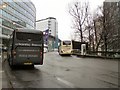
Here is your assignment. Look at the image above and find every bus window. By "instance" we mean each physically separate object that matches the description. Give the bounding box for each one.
[16,32,42,41]
[63,41,71,45]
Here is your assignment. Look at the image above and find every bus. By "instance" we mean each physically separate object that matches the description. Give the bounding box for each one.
[71,40,88,56]
[58,40,72,56]
[7,29,44,68]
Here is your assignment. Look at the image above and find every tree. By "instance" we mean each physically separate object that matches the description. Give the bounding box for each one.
[69,1,89,42]
[92,6,104,52]
[92,2,119,56]
[85,14,95,51]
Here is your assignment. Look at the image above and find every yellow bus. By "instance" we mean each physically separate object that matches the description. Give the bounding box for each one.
[58,40,72,56]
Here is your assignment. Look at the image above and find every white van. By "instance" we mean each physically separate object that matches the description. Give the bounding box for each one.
[44,44,48,53]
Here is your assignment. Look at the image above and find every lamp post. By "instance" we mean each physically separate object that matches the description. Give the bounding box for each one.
[0,2,8,9]
[43,29,50,45]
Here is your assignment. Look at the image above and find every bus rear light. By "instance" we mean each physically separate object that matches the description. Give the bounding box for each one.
[12,50,16,55]
[40,52,42,55]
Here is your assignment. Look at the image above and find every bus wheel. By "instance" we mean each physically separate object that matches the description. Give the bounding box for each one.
[58,51,62,56]
[59,52,61,56]
[9,59,14,69]
[8,56,13,67]
[59,53,63,56]
[8,55,10,65]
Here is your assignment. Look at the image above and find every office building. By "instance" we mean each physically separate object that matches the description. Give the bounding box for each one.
[103,1,120,52]
[0,0,36,46]
[36,17,58,51]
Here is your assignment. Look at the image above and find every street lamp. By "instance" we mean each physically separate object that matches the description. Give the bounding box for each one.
[0,2,8,9]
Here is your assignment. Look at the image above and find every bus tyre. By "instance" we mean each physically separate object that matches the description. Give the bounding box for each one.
[9,61,12,67]
[59,53,63,56]
[8,55,10,65]
[58,50,62,56]
[8,56,13,67]
[9,59,14,69]
[58,51,60,55]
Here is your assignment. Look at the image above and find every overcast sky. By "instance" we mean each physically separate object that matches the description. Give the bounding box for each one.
[31,0,104,40]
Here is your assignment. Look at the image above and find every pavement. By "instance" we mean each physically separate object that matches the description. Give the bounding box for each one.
[0,64,2,90]
[0,52,2,90]
[74,53,120,59]
[0,52,12,89]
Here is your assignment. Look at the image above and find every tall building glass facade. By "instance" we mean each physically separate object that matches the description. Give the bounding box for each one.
[0,0,36,46]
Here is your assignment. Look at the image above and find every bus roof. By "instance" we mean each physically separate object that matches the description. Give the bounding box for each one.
[15,28,43,34]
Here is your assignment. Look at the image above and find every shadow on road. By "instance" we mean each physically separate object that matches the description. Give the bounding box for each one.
[60,55,72,57]
[9,65,36,71]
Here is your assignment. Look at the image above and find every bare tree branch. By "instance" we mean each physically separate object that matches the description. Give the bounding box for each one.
[69,1,90,42]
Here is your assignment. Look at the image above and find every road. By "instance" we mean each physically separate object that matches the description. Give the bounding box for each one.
[2,52,119,88]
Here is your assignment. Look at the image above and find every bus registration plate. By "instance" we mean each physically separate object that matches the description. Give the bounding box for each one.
[24,62,32,65]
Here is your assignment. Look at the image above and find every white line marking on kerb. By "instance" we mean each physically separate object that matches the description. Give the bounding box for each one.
[56,77,75,88]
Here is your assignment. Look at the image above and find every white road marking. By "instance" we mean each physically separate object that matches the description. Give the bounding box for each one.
[56,77,75,88]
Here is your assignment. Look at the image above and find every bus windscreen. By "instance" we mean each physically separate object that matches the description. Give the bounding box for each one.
[63,41,71,45]
[16,32,42,41]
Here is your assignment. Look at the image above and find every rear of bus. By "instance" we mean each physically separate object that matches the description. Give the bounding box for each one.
[58,41,72,56]
[10,29,43,66]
